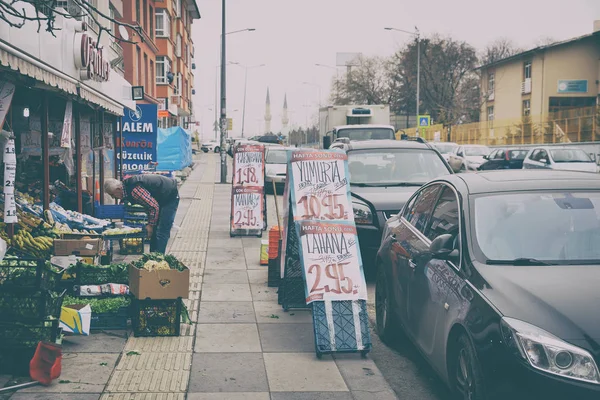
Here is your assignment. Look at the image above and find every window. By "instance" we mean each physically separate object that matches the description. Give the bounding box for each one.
[155,9,170,38]
[487,106,494,121]
[182,6,187,26]
[156,56,170,84]
[149,7,154,38]
[150,61,154,96]
[174,0,181,17]
[426,187,459,243]
[405,185,442,234]
[522,99,531,116]
[176,34,182,57]
[144,53,148,93]
[143,0,147,30]
[493,150,504,160]
[109,6,116,37]
[136,47,142,85]
[488,72,495,94]
[184,44,189,65]
[524,61,532,79]
[173,73,183,95]
[136,0,140,23]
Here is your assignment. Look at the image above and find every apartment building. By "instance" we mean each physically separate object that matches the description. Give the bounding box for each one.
[120,0,199,127]
[480,21,600,123]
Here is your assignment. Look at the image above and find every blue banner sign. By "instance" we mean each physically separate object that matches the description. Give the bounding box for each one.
[557,80,588,94]
[117,104,158,171]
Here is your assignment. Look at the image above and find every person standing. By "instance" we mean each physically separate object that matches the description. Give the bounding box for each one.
[104,175,179,253]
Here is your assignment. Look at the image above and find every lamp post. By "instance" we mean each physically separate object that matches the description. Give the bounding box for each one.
[302,82,322,108]
[385,26,420,134]
[218,18,256,183]
[231,62,266,138]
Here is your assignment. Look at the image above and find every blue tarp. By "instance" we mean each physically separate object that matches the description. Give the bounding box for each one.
[156,127,193,171]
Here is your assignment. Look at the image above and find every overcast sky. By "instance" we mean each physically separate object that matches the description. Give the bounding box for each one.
[191,0,599,140]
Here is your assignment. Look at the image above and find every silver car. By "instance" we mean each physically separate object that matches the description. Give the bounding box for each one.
[522,147,599,173]
[265,146,292,193]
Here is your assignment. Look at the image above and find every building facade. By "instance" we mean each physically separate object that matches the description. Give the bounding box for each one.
[480,23,600,124]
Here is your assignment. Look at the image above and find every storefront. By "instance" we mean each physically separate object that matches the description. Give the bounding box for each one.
[0,9,135,218]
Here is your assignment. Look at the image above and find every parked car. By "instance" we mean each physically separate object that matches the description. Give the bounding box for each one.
[201,141,219,153]
[447,144,491,172]
[522,146,599,173]
[478,148,529,170]
[228,139,260,157]
[335,138,453,271]
[431,142,459,162]
[376,170,600,400]
[265,146,293,193]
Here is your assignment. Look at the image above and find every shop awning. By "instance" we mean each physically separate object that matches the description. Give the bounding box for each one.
[79,87,125,116]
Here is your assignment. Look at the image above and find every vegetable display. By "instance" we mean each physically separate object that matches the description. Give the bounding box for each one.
[132,253,187,272]
[63,295,131,314]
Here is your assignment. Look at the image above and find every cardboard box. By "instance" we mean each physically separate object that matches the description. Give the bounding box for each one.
[59,304,91,336]
[53,239,103,256]
[128,264,190,299]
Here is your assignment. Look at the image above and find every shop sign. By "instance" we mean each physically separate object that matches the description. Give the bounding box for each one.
[297,221,367,303]
[230,186,264,231]
[117,104,157,171]
[74,33,110,82]
[233,144,265,187]
[4,194,17,223]
[288,150,352,222]
[3,163,15,194]
[0,81,15,129]
[61,101,73,148]
[557,80,588,93]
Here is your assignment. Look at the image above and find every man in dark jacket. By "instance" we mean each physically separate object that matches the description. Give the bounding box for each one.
[104,175,179,253]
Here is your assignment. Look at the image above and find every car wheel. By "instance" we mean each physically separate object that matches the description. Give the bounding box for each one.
[375,267,400,344]
[214,147,220,153]
[450,333,486,400]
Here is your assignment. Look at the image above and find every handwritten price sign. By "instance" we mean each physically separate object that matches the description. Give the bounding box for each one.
[233,145,264,186]
[298,221,367,303]
[290,151,352,222]
[231,187,263,230]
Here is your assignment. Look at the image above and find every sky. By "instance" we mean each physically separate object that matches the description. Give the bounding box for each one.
[191,0,599,141]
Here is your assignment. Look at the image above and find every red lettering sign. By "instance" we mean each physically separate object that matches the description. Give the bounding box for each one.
[76,33,110,82]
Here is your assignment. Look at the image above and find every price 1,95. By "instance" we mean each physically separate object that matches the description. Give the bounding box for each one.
[308,262,357,296]
[234,209,258,227]
[234,166,258,185]
[297,194,346,220]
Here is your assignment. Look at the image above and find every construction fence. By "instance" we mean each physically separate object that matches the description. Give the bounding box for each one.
[411,107,599,146]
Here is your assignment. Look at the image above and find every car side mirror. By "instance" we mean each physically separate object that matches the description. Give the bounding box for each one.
[430,234,459,262]
[483,155,488,160]
[448,158,463,173]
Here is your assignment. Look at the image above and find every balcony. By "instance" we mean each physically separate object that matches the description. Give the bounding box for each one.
[521,78,532,95]
[109,40,125,75]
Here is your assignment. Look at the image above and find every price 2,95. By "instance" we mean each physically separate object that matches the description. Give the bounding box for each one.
[308,262,357,295]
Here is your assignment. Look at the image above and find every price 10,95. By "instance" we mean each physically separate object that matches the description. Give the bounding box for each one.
[297,194,347,220]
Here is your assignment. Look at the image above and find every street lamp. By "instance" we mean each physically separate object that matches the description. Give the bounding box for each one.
[385,26,420,134]
[218,15,257,183]
[231,62,266,138]
[302,82,322,108]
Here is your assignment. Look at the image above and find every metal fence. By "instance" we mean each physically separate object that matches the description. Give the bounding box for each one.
[413,107,599,146]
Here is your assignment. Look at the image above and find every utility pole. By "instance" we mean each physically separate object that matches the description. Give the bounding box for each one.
[219,0,227,183]
[415,28,421,136]
[241,67,247,137]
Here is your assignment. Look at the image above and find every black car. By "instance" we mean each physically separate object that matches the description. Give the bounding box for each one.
[333,138,453,271]
[376,170,600,400]
[478,148,529,170]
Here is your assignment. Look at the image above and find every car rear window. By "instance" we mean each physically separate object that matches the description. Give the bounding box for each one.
[509,150,528,160]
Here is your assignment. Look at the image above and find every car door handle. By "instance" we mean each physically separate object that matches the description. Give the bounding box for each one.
[408,259,417,269]
[390,233,397,242]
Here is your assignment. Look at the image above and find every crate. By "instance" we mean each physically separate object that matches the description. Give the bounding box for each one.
[90,306,129,330]
[0,290,65,322]
[119,238,144,255]
[0,319,59,348]
[124,211,148,221]
[0,257,63,293]
[94,203,125,219]
[131,298,181,337]
[76,262,129,285]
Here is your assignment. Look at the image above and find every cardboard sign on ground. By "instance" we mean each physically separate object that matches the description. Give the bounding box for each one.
[128,265,190,299]
[53,239,103,256]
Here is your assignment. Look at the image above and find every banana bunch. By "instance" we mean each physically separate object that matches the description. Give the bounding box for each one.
[12,230,54,258]
[16,212,43,233]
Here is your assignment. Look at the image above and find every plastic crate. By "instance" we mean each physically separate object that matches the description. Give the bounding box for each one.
[94,203,125,219]
[75,262,129,285]
[0,257,64,293]
[0,319,59,348]
[0,290,65,322]
[119,238,144,255]
[90,306,129,330]
[124,211,148,221]
[131,298,181,337]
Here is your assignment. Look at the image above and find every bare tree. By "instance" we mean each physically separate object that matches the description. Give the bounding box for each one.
[330,55,391,106]
[480,38,523,66]
[1,0,142,45]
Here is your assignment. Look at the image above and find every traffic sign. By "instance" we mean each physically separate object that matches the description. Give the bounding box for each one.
[227,118,233,131]
[418,115,430,127]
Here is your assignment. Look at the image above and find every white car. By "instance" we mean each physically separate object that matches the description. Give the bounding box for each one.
[431,142,459,162]
[201,141,220,153]
[522,146,599,173]
[448,144,491,171]
[264,146,292,193]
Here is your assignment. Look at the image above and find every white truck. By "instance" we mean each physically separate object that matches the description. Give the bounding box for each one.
[318,105,395,148]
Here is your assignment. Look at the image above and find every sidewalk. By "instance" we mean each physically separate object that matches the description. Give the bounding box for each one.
[2,153,398,400]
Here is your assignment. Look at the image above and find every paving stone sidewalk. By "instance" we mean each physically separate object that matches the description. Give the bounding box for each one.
[1,153,398,400]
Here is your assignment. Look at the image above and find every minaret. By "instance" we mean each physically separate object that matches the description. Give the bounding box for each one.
[281,93,289,134]
[264,87,272,134]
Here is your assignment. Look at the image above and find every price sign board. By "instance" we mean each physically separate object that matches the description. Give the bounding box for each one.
[4,138,16,164]
[297,221,367,304]
[4,163,15,194]
[233,144,265,187]
[4,194,17,223]
[289,150,353,222]
[231,186,264,231]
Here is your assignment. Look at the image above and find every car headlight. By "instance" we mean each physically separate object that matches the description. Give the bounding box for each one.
[353,200,373,225]
[501,317,600,384]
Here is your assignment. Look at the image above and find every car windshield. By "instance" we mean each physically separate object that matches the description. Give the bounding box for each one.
[473,191,600,263]
[433,143,458,154]
[464,146,490,156]
[266,150,287,164]
[550,149,592,163]
[347,149,450,186]
[337,128,395,141]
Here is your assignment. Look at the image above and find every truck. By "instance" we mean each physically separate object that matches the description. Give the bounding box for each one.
[318,105,395,148]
